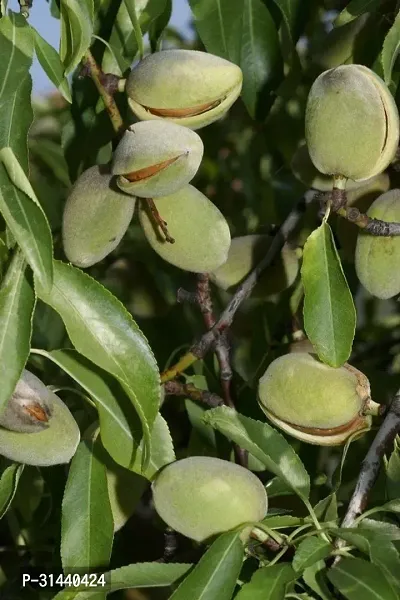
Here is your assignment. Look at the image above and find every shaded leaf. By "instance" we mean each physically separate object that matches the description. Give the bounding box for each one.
[170,531,244,600]
[149,0,172,51]
[260,515,304,529]
[292,538,332,572]
[188,0,282,118]
[53,562,193,600]
[381,9,400,85]
[204,406,310,499]
[61,434,114,575]
[35,262,161,470]
[236,564,295,599]
[0,462,24,519]
[302,223,356,367]
[303,560,332,600]
[386,443,400,500]
[29,138,71,188]
[60,0,94,75]
[32,28,72,102]
[32,348,172,479]
[328,557,398,600]
[335,0,381,27]
[0,162,53,291]
[0,251,35,415]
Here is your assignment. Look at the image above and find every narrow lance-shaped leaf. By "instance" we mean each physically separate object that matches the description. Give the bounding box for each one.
[328,557,398,600]
[170,531,244,600]
[188,0,283,118]
[0,13,34,171]
[0,250,35,415]
[302,222,356,367]
[204,406,310,500]
[235,564,296,600]
[52,563,193,600]
[35,261,161,470]
[381,9,400,85]
[0,462,24,519]
[32,28,72,103]
[0,161,53,291]
[335,0,381,27]
[61,433,114,577]
[292,538,332,573]
[60,0,94,75]
[31,348,175,479]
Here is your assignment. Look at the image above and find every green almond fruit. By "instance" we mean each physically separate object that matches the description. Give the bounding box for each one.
[306,65,399,182]
[210,235,299,297]
[337,172,390,260]
[126,50,243,130]
[62,165,136,268]
[0,371,80,466]
[355,189,400,299]
[112,121,204,198]
[0,369,53,433]
[258,353,379,446]
[152,457,268,542]
[290,142,379,192]
[139,185,231,273]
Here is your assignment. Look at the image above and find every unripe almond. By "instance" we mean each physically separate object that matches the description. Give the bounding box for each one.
[0,370,80,466]
[62,165,136,268]
[126,50,243,130]
[210,235,299,297]
[112,121,204,198]
[258,353,378,446]
[152,457,268,542]
[355,189,400,299]
[139,185,231,273]
[306,65,399,182]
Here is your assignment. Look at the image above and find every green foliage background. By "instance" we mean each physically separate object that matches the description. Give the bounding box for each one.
[0,0,400,599]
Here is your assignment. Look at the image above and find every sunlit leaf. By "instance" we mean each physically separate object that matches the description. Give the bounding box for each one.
[0,251,35,415]
[302,223,356,367]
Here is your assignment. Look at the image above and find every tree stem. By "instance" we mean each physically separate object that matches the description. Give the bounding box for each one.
[83,50,124,135]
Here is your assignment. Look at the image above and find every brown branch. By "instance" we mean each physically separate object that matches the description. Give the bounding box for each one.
[164,380,223,408]
[161,193,312,383]
[337,207,400,236]
[341,394,400,529]
[83,50,124,135]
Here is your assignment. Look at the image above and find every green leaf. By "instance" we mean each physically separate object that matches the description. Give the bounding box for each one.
[265,477,295,498]
[170,531,244,600]
[32,28,72,102]
[29,139,71,188]
[61,434,114,575]
[60,0,94,75]
[203,406,310,499]
[0,251,35,415]
[102,0,168,74]
[53,563,193,600]
[0,162,53,291]
[260,515,304,529]
[149,0,172,51]
[328,557,398,600]
[381,10,400,85]
[271,0,304,41]
[0,462,24,519]
[335,0,381,27]
[303,560,332,600]
[386,443,400,500]
[188,0,282,118]
[236,564,296,599]
[35,261,161,470]
[292,538,332,573]
[0,12,33,171]
[31,349,174,479]
[302,222,356,367]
